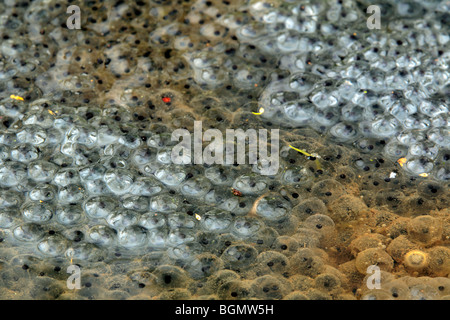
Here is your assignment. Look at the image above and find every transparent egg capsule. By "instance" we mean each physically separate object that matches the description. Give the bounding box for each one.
[405,157,434,176]
[255,193,292,221]
[427,128,449,148]
[186,253,224,280]
[371,117,401,138]
[21,201,53,224]
[22,112,54,128]
[419,100,448,118]
[87,225,117,247]
[121,195,149,212]
[330,122,359,142]
[83,179,110,196]
[180,176,212,198]
[281,166,313,185]
[231,217,263,238]
[29,184,57,202]
[148,228,168,249]
[118,132,141,149]
[0,209,18,229]
[204,166,234,186]
[55,204,84,226]
[11,144,39,163]
[387,99,417,122]
[66,243,104,261]
[0,189,23,208]
[104,169,134,195]
[132,147,154,166]
[154,165,186,186]
[118,226,148,248]
[351,89,378,108]
[16,127,47,145]
[167,213,197,230]
[383,141,409,160]
[312,107,340,127]
[78,164,105,181]
[288,73,320,96]
[167,228,196,247]
[106,209,139,230]
[138,212,166,230]
[28,161,58,183]
[13,223,45,242]
[84,196,119,219]
[149,194,180,213]
[129,177,163,197]
[232,174,268,195]
[37,234,68,257]
[0,144,10,162]
[58,184,85,204]
[200,209,233,233]
[310,85,339,110]
[409,142,439,160]
[341,103,364,122]
[167,243,200,262]
[65,125,97,148]
[221,243,258,269]
[282,100,315,125]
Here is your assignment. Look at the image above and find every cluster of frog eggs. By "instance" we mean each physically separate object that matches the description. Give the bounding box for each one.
[0,98,448,300]
[1,140,449,301]
[183,0,450,179]
[0,0,449,300]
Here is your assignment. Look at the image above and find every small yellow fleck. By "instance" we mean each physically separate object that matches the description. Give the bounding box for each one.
[397,157,407,167]
[289,145,322,170]
[419,173,429,177]
[48,110,56,116]
[363,90,367,94]
[289,145,312,157]
[252,107,264,115]
[10,95,24,101]
[195,214,201,221]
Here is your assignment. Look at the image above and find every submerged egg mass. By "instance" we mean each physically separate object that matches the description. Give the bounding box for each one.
[0,0,448,301]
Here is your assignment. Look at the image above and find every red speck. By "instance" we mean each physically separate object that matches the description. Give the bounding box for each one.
[231,188,242,197]
[162,97,171,103]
